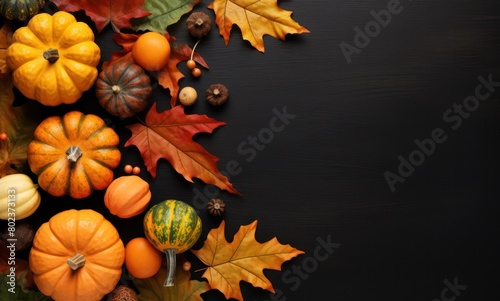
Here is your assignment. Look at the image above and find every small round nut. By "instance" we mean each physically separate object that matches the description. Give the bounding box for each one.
[179,86,198,106]
[206,84,229,106]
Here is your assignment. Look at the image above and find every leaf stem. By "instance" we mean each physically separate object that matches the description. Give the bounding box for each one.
[190,39,202,61]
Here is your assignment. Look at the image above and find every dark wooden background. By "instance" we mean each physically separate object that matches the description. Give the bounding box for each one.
[4,0,500,300]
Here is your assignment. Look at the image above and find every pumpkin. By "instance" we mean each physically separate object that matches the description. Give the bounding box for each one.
[0,0,45,21]
[143,199,202,286]
[5,11,100,106]
[104,175,151,218]
[27,111,121,199]
[29,209,125,301]
[95,60,152,118]
[0,174,41,220]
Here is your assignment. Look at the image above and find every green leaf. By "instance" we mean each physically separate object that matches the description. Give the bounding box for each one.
[132,0,201,33]
[134,256,210,301]
[0,272,52,301]
[0,75,43,177]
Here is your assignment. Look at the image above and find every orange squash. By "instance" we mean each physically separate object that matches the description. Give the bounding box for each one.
[27,111,121,199]
[29,209,125,301]
[104,175,151,218]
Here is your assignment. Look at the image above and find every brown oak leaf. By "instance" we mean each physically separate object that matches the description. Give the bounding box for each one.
[133,255,210,301]
[124,103,240,195]
[104,32,208,107]
[209,0,310,52]
[0,75,42,177]
[51,0,151,32]
[0,21,13,78]
[191,220,305,301]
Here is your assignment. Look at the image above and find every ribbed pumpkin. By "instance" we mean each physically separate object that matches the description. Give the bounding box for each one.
[27,111,121,199]
[6,11,100,106]
[29,209,125,301]
[0,173,41,220]
[104,175,151,218]
[143,199,202,286]
[95,60,152,118]
[0,0,45,21]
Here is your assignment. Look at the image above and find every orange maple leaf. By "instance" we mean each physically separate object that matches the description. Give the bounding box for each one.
[191,220,304,301]
[124,103,240,195]
[0,21,13,78]
[209,0,310,52]
[104,32,208,107]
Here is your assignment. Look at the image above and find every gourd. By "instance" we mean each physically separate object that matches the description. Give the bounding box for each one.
[0,174,41,220]
[143,199,202,286]
[95,60,152,118]
[0,0,45,21]
[5,11,100,106]
[27,111,121,199]
[29,209,125,301]
[104,175,151,218]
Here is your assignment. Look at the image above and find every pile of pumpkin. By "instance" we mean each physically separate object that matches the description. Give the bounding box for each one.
[0,10,203,301]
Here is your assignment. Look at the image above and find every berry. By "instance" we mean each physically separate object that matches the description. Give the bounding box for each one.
[0,133,7,141]
[192,68,201,78]
[132,166,141,175]
[186,59,196,70]
[124,165,133,174]
[182,261,191,271]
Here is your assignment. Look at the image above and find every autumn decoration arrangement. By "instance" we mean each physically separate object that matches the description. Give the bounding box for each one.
[0,0,309,300]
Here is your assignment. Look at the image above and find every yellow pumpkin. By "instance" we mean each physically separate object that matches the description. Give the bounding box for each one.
[104,175,152,218]
[29,209,125,301]
[6,11,100,106]
[0,173,41,220]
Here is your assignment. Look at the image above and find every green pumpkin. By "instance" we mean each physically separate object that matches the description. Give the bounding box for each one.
[143,199,202,287]
[0,0,46,21]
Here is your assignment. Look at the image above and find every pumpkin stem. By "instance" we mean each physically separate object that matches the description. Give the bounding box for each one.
[67,253,86,270]
[163,248,177,287]
[43,48,59,63]
[111,85,121,94]
[66,146,83,163]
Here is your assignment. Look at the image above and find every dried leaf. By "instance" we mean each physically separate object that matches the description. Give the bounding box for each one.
[124,103,240,195]
[209,0,310,52]
[0,21,13,78]
[0,75,42,177]
[134,256,210,301]
[191,220,304,301]
[103,32,208,107]
[132,0,201,33]
[51,0,151,32]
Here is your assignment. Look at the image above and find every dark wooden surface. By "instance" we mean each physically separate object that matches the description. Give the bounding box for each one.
[4,0,500,300]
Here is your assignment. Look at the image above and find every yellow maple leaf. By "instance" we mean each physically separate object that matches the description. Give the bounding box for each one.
[191,220,304,301]
[208,0,310,52]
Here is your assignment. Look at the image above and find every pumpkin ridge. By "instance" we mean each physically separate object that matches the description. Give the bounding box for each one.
[75,211,106,255]
[31,158,58,177]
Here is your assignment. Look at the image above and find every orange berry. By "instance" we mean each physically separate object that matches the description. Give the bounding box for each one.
[192,67,201,78]
[132,166,141,175]
[0,133,7,141]
[182,261,191,271]
[132,32,171,71]
[124,164,133,174]
[186,59,196,70]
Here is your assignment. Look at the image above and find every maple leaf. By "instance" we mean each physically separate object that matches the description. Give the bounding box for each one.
[104,32,208,107]
[208,0,310,52]
[134,255,211,301]
[0,75,42,177]
[51,0,151,32]
[124,103,240,195]
[0,21,13,78]
[132,0,201,33]
[191,220,305,301]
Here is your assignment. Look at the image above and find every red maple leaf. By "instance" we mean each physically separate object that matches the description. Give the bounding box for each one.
[103,32,208,107]
[52,0,151,32]
[125,103,240,195]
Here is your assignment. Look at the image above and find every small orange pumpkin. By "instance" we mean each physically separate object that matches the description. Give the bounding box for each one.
[27,111,121,199]
[29,209,125,301]
[104,175,151,218]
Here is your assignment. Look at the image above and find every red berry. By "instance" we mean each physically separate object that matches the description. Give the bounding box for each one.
[0,133,7,141]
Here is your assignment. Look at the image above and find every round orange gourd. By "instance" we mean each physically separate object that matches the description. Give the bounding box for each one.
[125,237,163,279]
[132,32,170,71]
[29,209,125,301]
[5,11,100,106]
[27,111,121,199]
[104,175,151,218]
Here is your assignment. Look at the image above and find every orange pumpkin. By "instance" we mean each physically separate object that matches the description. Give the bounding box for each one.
[104,175,151,218]
[29,209,125,301]
[27,111,121,199]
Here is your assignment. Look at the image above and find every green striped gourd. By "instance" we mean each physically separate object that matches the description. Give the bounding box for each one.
[143,199,202,286]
